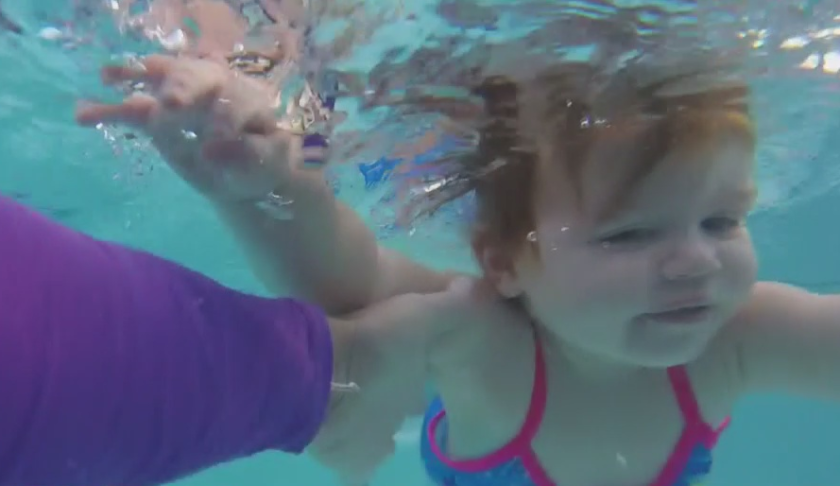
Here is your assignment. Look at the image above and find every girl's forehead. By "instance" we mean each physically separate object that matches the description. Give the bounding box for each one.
[536,136,755,222]
[602,146,752,213]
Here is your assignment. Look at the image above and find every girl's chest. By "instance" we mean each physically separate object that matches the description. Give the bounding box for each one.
[434,335,735,486]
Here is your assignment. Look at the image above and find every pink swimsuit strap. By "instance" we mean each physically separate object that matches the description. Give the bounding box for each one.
[650,367,730,486]
[426,332,552,484]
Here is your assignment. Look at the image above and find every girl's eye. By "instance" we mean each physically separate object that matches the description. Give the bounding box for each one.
[597,228,658,247]
[702,216,743,235]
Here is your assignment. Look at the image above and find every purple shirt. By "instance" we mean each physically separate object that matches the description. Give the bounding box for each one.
[0,194,333,486]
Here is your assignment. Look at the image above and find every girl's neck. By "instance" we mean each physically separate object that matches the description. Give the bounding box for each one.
[535,325,647,383]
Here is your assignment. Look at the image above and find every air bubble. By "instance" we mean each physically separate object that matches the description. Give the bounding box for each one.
[330,381,361,393]
[37,27,64,41]
[124,54,146,71]
[256,192,295,220]
[158,28,187,52]
[616,453,627,467]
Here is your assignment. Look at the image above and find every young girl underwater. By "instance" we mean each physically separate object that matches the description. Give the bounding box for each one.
[76,38,840,486]
[407,65,840,486]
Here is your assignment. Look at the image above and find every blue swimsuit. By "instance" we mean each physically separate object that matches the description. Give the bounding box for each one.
[420,337,730,486]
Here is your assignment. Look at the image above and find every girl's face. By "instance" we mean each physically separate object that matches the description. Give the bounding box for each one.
[509,137,758,369]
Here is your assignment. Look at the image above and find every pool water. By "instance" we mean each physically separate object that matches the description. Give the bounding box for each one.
[2,0,840,484]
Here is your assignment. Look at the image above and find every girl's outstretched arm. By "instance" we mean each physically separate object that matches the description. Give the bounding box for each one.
[725,281,840,401]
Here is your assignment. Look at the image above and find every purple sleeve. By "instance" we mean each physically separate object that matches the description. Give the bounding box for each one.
[0,194,333,486]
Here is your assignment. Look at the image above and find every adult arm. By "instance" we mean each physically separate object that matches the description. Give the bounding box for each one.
[0,193,333,486]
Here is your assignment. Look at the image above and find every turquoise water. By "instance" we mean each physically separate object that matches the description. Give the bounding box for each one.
[2,0,840,484]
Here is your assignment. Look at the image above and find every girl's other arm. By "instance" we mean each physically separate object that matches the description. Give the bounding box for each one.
[725,281,840,400]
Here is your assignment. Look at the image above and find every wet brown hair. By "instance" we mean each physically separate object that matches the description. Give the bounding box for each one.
[402,61,755,257]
